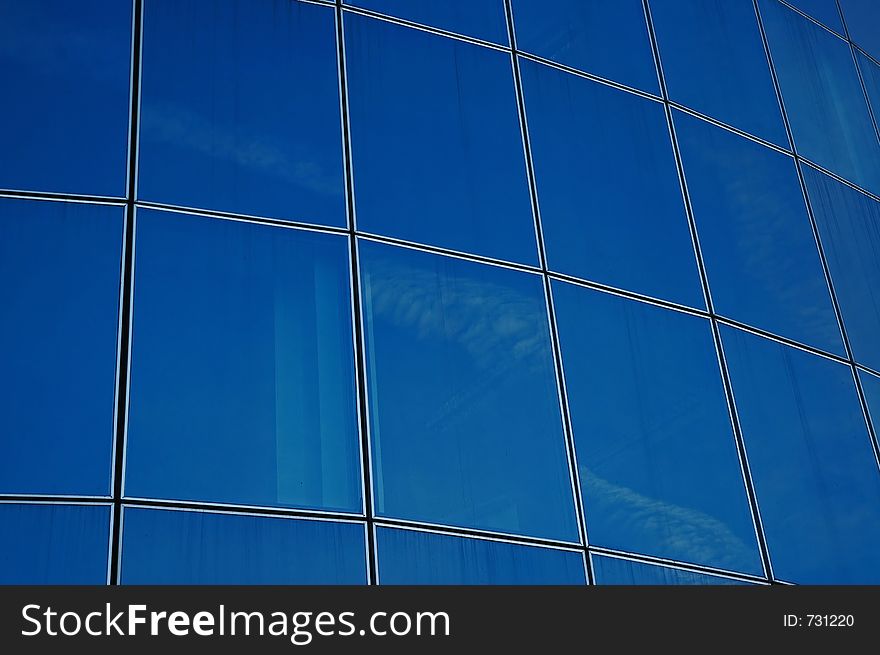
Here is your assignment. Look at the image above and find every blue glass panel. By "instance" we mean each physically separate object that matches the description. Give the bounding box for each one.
[345,14,536,265]
[126,209,361,512]
[785,0,843,32]
[839,0,880,60]
[360,241,578,541]
[676,112,843,354]
[857,51,880,130]
[0,0,130,196]
[376,528,585,584]
[138,0,344,227]
[650,0,787,146]
[722,326,880,584]
[120,508,367,584]
[552,281,763,575]
[521,59,702,307]
[591,555,748,585]
[512,0,658,94]
[0,198,122,496]
[760,0,880,194]
[343,0,508,44]
[0,504,110,584]
[802,165,880,371]
[860,371,880,435]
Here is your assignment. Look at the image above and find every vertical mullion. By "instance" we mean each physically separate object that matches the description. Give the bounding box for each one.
[835,0,880,145]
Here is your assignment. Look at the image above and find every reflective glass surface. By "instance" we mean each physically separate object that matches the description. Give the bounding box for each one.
[676,112,843,354]
[591,555,747,585]
[803,165,880,371]
[376,528,586,584]
[760,0,880,194]
[521,59,702,307]
[723,326,880,584]
[0,504,110,584]
[785,0,843,32]
[360,241,578,541]
[860,371,880,434]
[0,198,122,496]
[552,281,763,575]
[121,508,367,584]
[512,0,659,94]
[345,13,536,264]
[857,51,880,129]
[343,0,508,44]
[0,0,131,196]
[651,0,787,146]
[839,0,880,60]
[126,209,361,512]
[138,0,345,226]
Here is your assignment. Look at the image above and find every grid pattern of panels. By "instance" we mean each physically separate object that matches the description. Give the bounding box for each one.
[2,0,880,586]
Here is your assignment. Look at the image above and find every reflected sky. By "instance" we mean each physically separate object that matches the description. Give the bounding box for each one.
[784,0,844,32]
[839,0,880,60]
[591,554,749,585]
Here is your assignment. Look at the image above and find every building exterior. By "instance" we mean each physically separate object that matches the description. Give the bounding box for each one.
[2,0,880,585]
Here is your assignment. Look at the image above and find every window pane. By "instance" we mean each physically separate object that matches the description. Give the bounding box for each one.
[138,0,344,227]
[651,0,787,146]
[345,14,536,265]
[552,281,763,575]
[0,503,110,584]
[857,51,880,132]
[722,326,880,584]
[120,508,367,584]
[343,0,508,44]
[591,555,749,585]
[521,59,702,307]
[839,0,880,61]
[785,0,843,32]
[376,528,585,584]
[360,241,578,541]
[860,371,880,435]
[0,198,122,496]
[511,0,658,94]
[802,165,880,372]
[126,209,361,513]
[676,112,842,354]
[760,0,880,195]
[0,0,130,196]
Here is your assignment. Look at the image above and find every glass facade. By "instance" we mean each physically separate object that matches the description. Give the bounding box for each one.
[2,0,879,586]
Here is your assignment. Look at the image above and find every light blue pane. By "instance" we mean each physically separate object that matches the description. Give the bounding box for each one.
[860,371,880,435]
[803,165,880,371]
[591,555,749,585]
[552,281,763,575]
[722,326,880,584]
[0,504,110,584]
[360,241,578,542]
[651,0,787,146]
[345,14,536,265]
[343,0,508,44]
[376,528,586,584]
[785,0,843,32]
[760,0,880,194]
[0,198,121,496]
[857,51,880,131]
[521,59,702,308]
[138,0,345,227]
[839,0,880,60]
[0,0,130,196]
[126,209,361,513]
[676,112,843,354]
[512,0,659,94]
[120,508,367,584]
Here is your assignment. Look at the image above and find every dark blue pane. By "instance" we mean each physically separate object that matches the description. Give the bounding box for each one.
[121,508,367,584]
[0,503,110,584]
[343,0,508,44]
[785,0,843,32]
[345,14,536,264]
[591,555,749,585]
[857,51,880,130]
[376,528,585,584]
[0,198,122,496]
[360,241,578,541]
[512,0,658,94]
[802,166,880,371]
[760,0,880,194]
[651,0,787,146]
[676,112,843,354]
[138,0,344,227]
[126,209,361,513]
[722,326,880,584]
[839,0,880,60]
[0,0,130,196]
[552,281,763,575]
[521,59,702,307]
[860,371,880,435]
